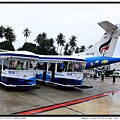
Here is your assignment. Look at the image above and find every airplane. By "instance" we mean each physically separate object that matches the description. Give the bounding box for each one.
[75,20,120,69]
[36,20,120,70]
[1,21,120,70]
[79,20,120,57]
[85,56,120,69]
[35,20,120,88]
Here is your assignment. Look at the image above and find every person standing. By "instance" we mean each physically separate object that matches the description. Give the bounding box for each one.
[112,69,116,84]
[101,67,105,81]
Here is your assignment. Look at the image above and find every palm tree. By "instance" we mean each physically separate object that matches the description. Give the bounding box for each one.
[4,26,16,43]
[64,43,71,55]
[34,32,48,55]
[49,38,54,49]
[59,39,65,55]
[34,33,43,45]
[56,33,65,55]
[34,32,47,46]
[0,25,5,39]
[79,45,86,52]
[69,35,77,53]
[42,32,47,40]
[23,28,31,43]
[75,47,80,53]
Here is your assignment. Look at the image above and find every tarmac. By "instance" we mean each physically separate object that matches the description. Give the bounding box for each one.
[0,76,120,115]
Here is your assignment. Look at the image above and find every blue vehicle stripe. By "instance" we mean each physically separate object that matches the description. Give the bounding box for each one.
[0,53,39,59]
[39,57,86,62]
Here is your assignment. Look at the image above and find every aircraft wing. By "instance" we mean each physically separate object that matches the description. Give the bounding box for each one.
[98,21,118,31]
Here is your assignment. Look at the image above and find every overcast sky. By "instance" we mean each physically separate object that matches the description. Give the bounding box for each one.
[0,3,120,56]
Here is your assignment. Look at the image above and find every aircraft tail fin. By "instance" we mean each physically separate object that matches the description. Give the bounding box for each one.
[98,21,118,31]
[79,21,120,57]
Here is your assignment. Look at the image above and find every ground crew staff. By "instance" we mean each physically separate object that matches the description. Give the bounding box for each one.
[101,67,105,81]
[112,69,116,84]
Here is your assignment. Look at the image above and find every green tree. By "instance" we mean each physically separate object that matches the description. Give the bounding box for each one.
[69,35,77,54]
[17,42,36,53]
[34,32,47,46]
[34,33,46,54]
[79,45,86,52]
[64,43,71,55]
[34,32,57,55]
[0,41,15,51]
[0,25,5,39]
[56,33,65,55]
[4,26,16,43]
[47,38,57,55]
[23,28,31,43]
[75,47,80,53]
[46,38,54,51]
[42,32,47,40]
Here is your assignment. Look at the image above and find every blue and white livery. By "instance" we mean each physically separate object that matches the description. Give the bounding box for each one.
[36,55,86,87]
[0,51,39,87]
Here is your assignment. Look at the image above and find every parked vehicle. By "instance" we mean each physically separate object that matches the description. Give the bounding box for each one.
[0,51,39,87]
[36,55,87,87]
[114,69,120,77]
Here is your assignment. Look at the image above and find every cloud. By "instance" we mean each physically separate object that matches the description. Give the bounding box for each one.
[0,3,120,55]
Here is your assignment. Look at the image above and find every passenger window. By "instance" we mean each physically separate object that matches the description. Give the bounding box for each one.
[0,59,2,69]
[3,59,8,70]
[57,63,62,72]
[36,62,42,69]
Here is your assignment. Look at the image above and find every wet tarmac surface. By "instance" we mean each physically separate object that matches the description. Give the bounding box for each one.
[39,92,120,115]
[0,76,120,115]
